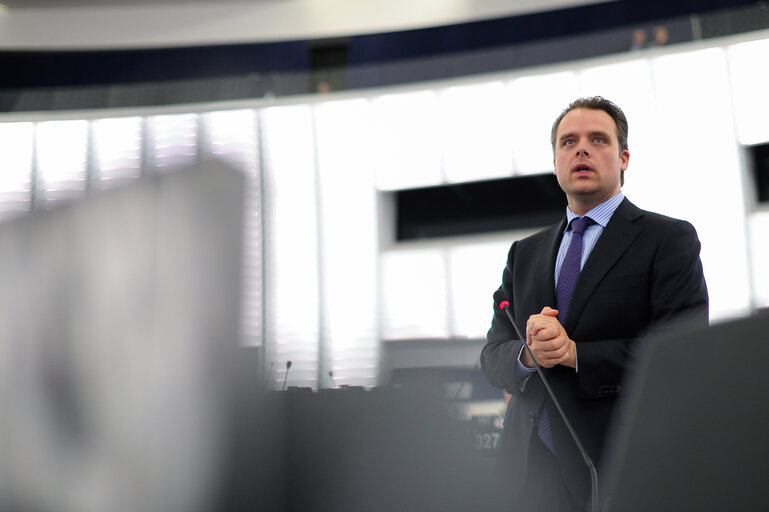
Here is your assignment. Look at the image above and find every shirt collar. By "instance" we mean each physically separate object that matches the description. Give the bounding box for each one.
[565,191,625,230]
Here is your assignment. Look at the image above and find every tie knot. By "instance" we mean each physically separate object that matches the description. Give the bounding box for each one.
[570,216,594,236]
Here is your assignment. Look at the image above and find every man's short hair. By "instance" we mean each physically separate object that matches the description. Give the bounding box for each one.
[550,96,629,153]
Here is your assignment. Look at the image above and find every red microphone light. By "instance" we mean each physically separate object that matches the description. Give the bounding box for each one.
[499,300,510,310]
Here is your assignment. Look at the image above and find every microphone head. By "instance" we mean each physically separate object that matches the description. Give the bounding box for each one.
[286,360,292,369]
[499,300,510,310]
[493,288,509,306]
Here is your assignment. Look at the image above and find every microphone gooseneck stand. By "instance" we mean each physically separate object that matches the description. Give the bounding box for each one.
[498,298,598,512]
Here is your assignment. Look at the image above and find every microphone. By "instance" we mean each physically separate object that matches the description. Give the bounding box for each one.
[266,361,274,387]
[447,362,479,414]
[494,289,598,512]
[281,360,292,391]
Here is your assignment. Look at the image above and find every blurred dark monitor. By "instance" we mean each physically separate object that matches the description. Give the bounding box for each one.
[395,173,567,240]
[748,142,769,203]
[602,314,769,511]
[388,365,502,401]
[239,385,503,512]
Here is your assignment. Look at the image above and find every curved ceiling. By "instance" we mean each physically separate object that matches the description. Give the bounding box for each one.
[0,0,613,50]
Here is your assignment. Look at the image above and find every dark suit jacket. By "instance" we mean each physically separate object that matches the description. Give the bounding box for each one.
[481,198,709,504]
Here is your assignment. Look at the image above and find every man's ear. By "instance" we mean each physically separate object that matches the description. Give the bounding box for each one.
[620,149,630,171]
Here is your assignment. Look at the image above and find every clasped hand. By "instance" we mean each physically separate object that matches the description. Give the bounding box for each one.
[522,307,577,369]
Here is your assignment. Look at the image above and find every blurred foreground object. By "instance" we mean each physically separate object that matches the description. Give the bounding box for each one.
[602,313,769,511]
[0,160,505,512]
[0,161,245,512]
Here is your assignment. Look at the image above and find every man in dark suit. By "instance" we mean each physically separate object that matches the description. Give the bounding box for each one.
[481,97,708,511]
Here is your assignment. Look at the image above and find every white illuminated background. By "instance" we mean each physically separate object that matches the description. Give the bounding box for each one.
[0,30,767,389]
[314,99,379,387]
[35,120,89,208]
[438,81,515,183]
[261,105,321,389]
[371,90,444,190]
[728,38,769,146]
[92,116,143,190]
[0,122,34,221]
[146,113,199,171]
[749,213,769,308]
[380,249,450,339]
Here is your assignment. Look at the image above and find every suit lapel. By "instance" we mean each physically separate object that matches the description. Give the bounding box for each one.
[534,219,566,310]
[564,199,644,332]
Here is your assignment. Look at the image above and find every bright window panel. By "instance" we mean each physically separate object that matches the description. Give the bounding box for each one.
[202,109,262,348]
[380,249,448,340]
[371,90,443,190]
[578,58,654,105]
[727,37,769,145]
[35,120,89,208]
[508,71,579,174]
[0,122,34,220]
[748,212,769,309]
[649,48,750,320]
[449,241,512,339]
[147,113,199,171]
[315,99,379,387]
[438,81,515,183]
[92,117,143,189]
[201,109,258,174]
[261,105,319,389]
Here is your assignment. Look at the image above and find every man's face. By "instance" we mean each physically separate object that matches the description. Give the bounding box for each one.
[553,108,629,214]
